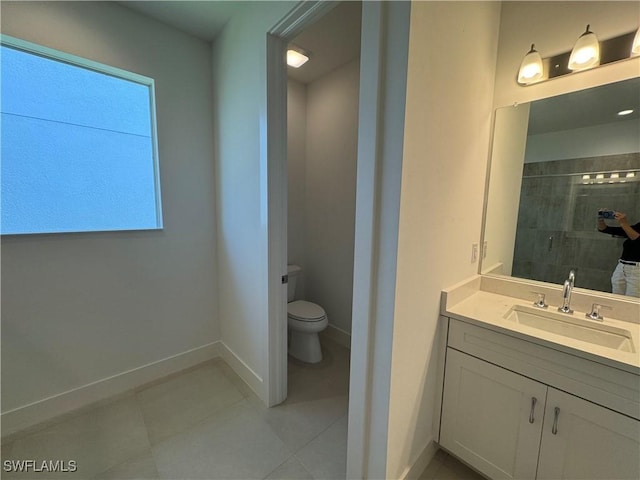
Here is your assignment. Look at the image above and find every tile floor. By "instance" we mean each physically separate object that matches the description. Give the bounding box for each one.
[1,337,483,480]
[418,450,487,480]
[1,338,350,480]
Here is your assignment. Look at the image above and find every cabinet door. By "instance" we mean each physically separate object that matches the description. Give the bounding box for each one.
[440,349,547,480]
[537,388,640,480]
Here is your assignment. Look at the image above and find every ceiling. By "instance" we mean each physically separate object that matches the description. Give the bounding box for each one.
[287,2,361,84]
[121,1,245,41]
[528,77,640,135]
[121,1,361,85]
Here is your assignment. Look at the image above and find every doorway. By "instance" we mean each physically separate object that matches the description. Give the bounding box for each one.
[265,2,412,478]
[285,0,361,388]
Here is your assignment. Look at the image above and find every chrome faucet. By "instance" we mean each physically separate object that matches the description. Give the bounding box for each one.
[558,270,575,314]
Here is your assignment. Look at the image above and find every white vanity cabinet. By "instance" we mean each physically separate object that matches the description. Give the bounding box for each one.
[439,318,640,480]
[441,348,545,479]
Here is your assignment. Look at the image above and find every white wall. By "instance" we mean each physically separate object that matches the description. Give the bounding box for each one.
[303,58,360,335]
[211,1,294,395]
[1,0,218,423]
[493,1,640,108]
[386,2,501,478]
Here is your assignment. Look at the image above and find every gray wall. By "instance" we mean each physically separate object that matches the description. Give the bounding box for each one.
[1,1,218,412]
[513,153,640,292]
[286,58,360,335]
[304,58,359,335]
[287,79,307,298]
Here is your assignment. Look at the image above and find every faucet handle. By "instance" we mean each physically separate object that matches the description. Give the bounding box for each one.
[530,291,548,308]
[585,303,611,321]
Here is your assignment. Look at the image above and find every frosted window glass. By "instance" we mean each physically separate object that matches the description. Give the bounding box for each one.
[0,41,162,234]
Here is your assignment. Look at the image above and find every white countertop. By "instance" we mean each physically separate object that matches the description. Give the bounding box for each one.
[442,280,640,375]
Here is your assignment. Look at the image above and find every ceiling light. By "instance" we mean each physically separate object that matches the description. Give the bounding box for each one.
[617,109,634,116]
[632,27,640,55]
[517,44,543,85]
[287,50,309,68]
[568,25,600,71]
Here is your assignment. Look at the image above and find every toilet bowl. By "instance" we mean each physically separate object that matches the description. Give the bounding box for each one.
[287,300,328,363]
[286,265,328,363]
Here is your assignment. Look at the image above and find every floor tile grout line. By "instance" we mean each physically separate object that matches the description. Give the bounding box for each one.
[88,394,160,480]
[260,452,295,480]
[291,453,316,480]
[142,393,248,450]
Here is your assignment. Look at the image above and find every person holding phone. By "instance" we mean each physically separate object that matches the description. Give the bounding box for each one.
[597,209,640,297]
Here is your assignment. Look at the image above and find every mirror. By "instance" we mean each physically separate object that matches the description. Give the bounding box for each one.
[482,77,640,297]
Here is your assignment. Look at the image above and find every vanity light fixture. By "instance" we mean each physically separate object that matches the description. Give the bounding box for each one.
[287,48,309,68]
[580,171,638,185]
[617,109,634,116]
[632,27,640,55]
[518,26,637,86]
[568,25,600,71]
[517,44,544,85]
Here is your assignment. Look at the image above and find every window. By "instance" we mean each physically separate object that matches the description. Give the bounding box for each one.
[1,35,162,235]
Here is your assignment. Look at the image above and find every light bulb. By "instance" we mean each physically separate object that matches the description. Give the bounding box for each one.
[287,50,309,68]
[632,27,640,55]
[568,25,600,71]
[517,44,543,85]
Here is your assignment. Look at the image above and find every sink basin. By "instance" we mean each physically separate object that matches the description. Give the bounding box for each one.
[503,305,635,353]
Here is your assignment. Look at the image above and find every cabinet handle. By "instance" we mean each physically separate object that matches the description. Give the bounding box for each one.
[552,407,560,434]
[529,397,537,423]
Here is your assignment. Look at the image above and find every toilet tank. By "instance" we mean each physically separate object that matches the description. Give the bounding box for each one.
[287,265,302,302]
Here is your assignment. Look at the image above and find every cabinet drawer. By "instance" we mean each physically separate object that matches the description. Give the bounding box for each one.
[448,318,640,419]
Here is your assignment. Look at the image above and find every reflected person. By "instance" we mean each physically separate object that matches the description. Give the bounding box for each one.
[597,210,640,297]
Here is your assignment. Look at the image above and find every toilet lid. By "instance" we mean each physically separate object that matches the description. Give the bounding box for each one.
[288,300,326,321]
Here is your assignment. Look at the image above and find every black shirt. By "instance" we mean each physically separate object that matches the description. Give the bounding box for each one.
[600,222,640,262]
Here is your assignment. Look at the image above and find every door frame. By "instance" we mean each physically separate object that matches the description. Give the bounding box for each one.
[265,2,411,478]
[264,0,339,408]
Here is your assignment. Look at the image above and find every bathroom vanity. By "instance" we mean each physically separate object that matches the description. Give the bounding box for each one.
[438,275,640,480]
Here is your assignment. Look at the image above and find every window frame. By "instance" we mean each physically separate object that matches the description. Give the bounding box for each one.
[0,34,163,235]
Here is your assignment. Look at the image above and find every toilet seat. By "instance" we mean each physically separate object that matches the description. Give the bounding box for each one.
[287,300,326,322]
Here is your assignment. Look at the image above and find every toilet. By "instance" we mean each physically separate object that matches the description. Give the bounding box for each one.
[287,265,328,363]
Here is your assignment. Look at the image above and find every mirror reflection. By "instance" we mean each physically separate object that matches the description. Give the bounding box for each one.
[482,77,640,297]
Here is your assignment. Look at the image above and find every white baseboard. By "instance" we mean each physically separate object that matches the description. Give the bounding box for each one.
[218,341,264,402]
[400,439,439,480]
[320,323,351,349]
[1,341,221,439]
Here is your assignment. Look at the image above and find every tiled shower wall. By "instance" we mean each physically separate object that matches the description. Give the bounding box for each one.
[512,153,640,293]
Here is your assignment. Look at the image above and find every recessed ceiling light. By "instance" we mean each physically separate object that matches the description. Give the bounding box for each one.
[617,109,634,116]
[287,50,309,68]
